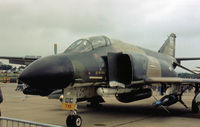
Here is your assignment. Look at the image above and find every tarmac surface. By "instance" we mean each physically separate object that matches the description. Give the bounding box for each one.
[1,83,200,127]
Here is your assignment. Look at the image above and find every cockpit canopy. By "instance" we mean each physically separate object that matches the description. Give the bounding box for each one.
[64,36,111,54]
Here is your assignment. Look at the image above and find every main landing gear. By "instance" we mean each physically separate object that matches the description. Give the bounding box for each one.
[192,99,199,113]
[191,84,200,113]
[87,96,104,108]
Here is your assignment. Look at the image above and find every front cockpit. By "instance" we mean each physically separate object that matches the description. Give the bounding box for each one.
[64,36,111,54]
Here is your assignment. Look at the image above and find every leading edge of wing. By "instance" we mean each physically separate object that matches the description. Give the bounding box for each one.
[131,77,200,85]
[144,77,200,84]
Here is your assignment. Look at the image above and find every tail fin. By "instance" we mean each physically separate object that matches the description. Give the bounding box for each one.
[158,33,176,57]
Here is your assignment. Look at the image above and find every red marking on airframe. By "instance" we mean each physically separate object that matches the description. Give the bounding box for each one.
[93,53,99,59]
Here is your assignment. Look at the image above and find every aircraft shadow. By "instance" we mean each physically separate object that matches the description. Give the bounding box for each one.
[78,103,200,119]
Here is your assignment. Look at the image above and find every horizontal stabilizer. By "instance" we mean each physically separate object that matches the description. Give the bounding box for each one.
[173,62,198,75]
[176,57,200,62]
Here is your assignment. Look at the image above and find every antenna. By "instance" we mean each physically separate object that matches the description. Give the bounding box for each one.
[54,43,57,55]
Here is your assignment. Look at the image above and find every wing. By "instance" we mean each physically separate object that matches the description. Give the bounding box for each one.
[145,77,200,84]
[132,77,200,85]
[0,56,39,65]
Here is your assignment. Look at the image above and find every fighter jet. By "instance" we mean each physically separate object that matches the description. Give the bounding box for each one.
[18,33,200,127]
[0,43,58,66]
[194,67,200,74]
[194,70,200,73]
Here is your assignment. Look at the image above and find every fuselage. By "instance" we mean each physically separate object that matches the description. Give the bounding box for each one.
[19,36,178,93]
[66,38,177,82]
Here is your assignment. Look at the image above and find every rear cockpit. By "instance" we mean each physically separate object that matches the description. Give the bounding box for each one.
[64,36,111,54]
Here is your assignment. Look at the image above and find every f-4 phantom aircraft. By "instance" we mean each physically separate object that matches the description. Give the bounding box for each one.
[18,33,200,127]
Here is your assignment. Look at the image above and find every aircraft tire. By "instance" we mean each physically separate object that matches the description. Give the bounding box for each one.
[66,115,82,127]
[191,101,199,113]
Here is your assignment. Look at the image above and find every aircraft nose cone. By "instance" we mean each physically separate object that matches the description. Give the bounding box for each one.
[19,54,74,89]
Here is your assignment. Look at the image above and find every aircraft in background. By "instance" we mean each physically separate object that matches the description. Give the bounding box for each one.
[0,43,57,66]
[12,33,200,127]
[0,55,40,66]
[194,70,200,73]
[194,67,200,73]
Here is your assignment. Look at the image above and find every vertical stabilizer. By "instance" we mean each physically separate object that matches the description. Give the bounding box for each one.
[158,33,176,57]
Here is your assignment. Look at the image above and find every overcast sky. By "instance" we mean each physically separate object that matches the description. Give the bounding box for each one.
[0,0,200,71]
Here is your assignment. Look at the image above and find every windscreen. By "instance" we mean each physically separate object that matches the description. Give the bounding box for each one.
[64,39,93,54]
[64,36,111,54]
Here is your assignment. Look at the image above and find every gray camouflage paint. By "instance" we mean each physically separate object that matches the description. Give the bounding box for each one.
[66,33,177,85]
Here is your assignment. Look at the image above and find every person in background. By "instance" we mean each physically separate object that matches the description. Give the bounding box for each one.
[0,86,3,116]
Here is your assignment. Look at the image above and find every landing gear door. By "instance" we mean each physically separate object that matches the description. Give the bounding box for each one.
[107,52,122,82]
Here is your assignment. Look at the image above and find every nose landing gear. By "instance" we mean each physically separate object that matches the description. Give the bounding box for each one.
[62,87,82,127]
[63,86,99,127]
[66,111,82,127]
